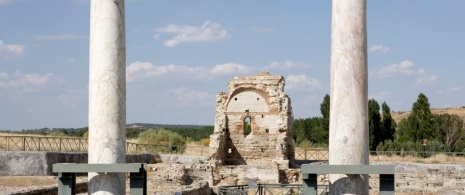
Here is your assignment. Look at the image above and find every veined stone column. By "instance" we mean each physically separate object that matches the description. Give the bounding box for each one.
[329,0,368,194]
[88,0,126,194]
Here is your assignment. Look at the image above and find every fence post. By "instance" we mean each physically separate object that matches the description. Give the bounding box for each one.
[59,138,62,151]
[22,137,26,151]
[6,136,9,151]
[304,149,307,160]
[38,137,41,151]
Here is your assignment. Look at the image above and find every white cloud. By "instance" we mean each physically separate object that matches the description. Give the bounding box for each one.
[262,60,309,70]
[415,75,437,85]
[153,34,160,40]
[35,34,86,40]
[59,89,86,108]
[369,44,390,53]
[155,21,231,47]
[249,25,274,33]
[0,0,12,6]
[0,72,8,79]
[126,61,207,82]
[126,61,254,82]
[372,60,438,87]
[168,87,213,106]
[210,63,252,76]
[369,91,392,101]
[286,74,322,91]
[437,86,461,94]
[0,40,24,60]
[372,60,422,78]
[0,71,63,93]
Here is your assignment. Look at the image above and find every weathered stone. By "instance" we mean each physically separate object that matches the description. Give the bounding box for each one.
[209,72,294,167]
[88,0,126,194]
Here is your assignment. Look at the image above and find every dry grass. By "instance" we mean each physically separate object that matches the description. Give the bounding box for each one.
[369,153,465,164]
[0,176,57,187]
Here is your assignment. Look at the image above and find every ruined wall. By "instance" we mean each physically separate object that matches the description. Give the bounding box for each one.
[0,152,160,176]
[209,72,294,166]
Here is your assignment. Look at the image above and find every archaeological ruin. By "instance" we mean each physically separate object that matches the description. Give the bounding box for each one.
[209,72,295,167]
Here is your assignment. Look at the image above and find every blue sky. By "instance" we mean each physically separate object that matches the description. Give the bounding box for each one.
[1,0,464,131]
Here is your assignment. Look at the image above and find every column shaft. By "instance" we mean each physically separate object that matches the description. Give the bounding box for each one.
[329,0,369,194]
[88,0,126,194]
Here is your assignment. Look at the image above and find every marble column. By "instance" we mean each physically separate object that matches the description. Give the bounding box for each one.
[329,0,368,194]
[88,0,126,194]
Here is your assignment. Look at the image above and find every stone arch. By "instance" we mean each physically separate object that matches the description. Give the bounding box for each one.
[226,88,270,113]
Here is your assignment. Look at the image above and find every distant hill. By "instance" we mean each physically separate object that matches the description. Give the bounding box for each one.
[391,106,465,124]
[126,123,210,129]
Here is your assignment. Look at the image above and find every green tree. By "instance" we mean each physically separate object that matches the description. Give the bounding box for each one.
[292,94,330,146]
[436,113,464,151]
[312,94,330,145]
[381,102,396,142]
[397,93,436,142]
[368,99,381,150]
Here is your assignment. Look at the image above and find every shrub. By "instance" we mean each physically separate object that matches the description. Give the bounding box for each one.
[297,139,328,149]
[201,138,210,146]
[137,128,186,154]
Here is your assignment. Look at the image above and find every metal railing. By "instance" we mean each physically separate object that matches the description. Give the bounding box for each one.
[0,135,209,155]
[0,136,88,152]
[2,135,465,163]
[219,184,307,195]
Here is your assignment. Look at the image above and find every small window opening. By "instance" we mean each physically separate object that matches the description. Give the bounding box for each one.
[261,149,264,152]
[228,148,232,154]
[244,117,252,136]
[234,98,237,101]
[262,115,264,118]
[257,98,259,100]
[266,129,269,133]
[245,109,249,112]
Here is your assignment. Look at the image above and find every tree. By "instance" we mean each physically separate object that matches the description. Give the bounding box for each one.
[411,93,436,140]
[381,102,396,141]
[368,99,381,150]
[292,94,330,146]
[396,93,436,142]
[436,113,464,151]
[320,94,330,120]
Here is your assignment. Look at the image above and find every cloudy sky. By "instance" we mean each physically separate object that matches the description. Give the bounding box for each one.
[1,0,464,131]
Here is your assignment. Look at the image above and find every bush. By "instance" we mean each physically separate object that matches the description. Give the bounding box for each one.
[376,140,451,158]
[137,128,186,153]
[201,138,210,146]
[297,139,328,149]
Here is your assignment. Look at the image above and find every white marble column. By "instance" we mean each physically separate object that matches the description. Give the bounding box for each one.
[329,0,369,194]
[88,0,126,194]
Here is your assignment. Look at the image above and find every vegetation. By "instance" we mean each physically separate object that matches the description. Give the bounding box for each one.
[293,94,396,150]
[397,93,436,142]
[292,94,329,147]
[138,128,186,153]
[292,92,465,153]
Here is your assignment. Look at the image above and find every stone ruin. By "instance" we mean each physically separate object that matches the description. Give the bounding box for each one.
[209,72,295,167]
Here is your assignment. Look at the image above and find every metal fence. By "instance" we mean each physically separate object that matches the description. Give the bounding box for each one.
[295,148,465,163]
[0,136,88,152]
[2,135,465,163]
[219,184,305,195]
[0,135,209,155]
